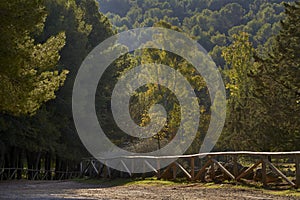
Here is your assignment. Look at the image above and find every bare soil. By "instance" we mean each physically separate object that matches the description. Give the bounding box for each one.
[0,180,298,200]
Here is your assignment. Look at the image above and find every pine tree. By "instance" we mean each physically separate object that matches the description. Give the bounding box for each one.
[219,2,300,151]
[252,1,300,150]
[0,0,68,115]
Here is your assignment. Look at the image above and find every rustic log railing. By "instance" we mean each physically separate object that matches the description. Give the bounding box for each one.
[0,168,81,181]
[81,151,300,188]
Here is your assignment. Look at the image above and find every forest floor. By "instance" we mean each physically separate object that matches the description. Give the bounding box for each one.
[0,179,299,200]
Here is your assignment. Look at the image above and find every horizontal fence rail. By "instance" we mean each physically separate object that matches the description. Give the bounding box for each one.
[0,168,81,181]
[81,151,300,189]
[1,151,299,189]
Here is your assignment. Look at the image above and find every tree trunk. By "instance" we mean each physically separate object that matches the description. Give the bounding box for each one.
[45,152,51,180]
[16,148,23,179]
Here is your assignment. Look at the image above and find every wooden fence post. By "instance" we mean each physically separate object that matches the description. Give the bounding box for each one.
[191,157,195,181]
[80,161,83,177]
[233,155,238,178]
[262,158,267,187]
[156,159,160,179]
[210,157,215,181]
[172,163,177,180]
[296,155,300,188]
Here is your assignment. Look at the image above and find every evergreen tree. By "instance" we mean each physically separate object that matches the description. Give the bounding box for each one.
[252,1,300,150]
[220,2,300,151]
[0,0,68,115]
[0,0,115,178]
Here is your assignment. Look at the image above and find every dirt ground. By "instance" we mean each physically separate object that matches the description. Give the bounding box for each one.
[0,180,298,200]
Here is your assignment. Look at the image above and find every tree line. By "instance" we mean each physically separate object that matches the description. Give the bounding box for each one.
[0,0,299,180]
[0,0,113,179]
[97,0,300,152]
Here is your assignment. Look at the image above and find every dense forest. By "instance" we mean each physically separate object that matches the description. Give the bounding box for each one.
[0,0,113,178]
[0,0,299,179]
[99,0,295,65]
[97,0,300,152]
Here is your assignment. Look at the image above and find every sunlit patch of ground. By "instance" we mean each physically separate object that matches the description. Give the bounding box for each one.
[0,179,298,200]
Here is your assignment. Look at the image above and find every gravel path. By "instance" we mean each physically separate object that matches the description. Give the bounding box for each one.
[0,180,298,200]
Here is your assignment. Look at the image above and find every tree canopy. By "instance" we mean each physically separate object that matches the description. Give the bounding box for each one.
[0,0,68,115]
[0,0,114,178]
[0,0,299,181]
[219,1,300,151]
[98,0,300,152]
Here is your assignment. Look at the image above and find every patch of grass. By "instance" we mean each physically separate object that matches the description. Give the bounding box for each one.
[195,182,300,197]
[73,177,132,186]
[264,188,300,197]
[74,177,300,196]
[225,182,300,197]
[126,177,188,186]
[74,177,190,187]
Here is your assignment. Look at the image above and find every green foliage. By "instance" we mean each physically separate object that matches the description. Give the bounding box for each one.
[251,1,300,150]
[219,1,300,151]
[98,0,294,67]
[37,0,114,161]
[1,0,299,177]
[98,0,298,152]
[0,0,114,173]
[219,32,259,150]
[222,33,254,98]
[0,0,68,115]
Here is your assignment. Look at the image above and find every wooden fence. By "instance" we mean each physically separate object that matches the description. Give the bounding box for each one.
[81,151,300,188]
[0,168,81,181]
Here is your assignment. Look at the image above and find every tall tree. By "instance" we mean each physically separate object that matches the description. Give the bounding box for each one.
[220,32,261,150]
[252,1,300,151]
[120,21,209,153]
[0,0,68,115]
[220,1,300,151]
[0,0,115,179]
[0,0,68,179]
